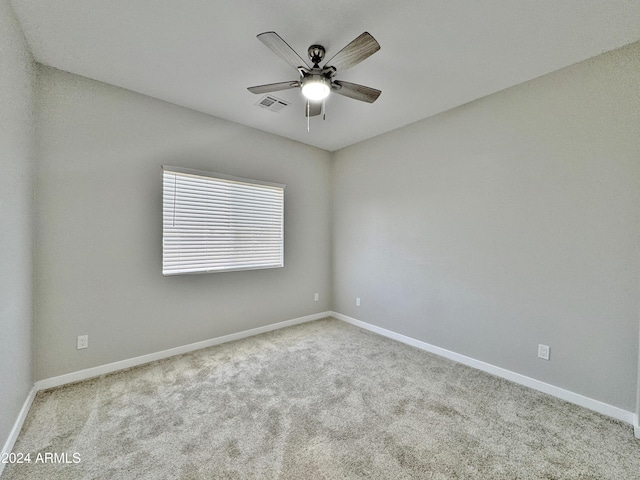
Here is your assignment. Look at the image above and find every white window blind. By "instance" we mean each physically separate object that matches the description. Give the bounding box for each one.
[162,166,285,275]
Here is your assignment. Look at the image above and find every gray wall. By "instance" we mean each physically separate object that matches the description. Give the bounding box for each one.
[332,42,640,411]
[0,0,34,449]
[34,67,332,380]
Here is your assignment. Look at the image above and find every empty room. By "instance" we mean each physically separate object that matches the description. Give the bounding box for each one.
[2,0,640,478]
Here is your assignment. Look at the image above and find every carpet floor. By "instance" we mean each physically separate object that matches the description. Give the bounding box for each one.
[3,318,639,479]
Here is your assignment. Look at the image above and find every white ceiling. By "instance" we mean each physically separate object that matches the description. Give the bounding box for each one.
[11,0,640,151]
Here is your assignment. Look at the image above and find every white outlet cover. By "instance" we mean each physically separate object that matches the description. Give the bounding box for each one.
[77,335,88,350]
[356,298,361,307]
[538,344,550,360]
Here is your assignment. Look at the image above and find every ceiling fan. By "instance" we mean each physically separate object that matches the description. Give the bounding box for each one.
[247,31,381,119]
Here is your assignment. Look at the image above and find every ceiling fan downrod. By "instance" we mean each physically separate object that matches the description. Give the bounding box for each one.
[307,45,325,66]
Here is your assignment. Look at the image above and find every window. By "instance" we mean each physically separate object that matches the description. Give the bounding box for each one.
[162,166,285,275]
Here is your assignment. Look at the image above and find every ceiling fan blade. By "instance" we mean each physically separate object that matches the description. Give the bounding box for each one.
[247,81,300,94]
[332,81,381,103]
[324,32,380,72]
[305,100,322,117]
[257,32,311,71]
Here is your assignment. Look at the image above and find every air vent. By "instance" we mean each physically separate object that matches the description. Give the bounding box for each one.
[256,95,289,113]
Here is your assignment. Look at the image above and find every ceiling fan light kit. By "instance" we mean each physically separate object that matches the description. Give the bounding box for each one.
[301,75,330,100]
[248,31,381,127]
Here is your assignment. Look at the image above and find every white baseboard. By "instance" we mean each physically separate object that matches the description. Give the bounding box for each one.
[0,386,37,477]
[332,311,636,427]
[35,311,331,391]
[634,414,640,439]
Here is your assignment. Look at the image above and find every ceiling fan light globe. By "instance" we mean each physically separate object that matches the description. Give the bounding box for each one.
[301,78,330,101]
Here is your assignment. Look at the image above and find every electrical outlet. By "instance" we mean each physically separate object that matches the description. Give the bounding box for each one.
[314,293,319,302]
[77,335,88,350]
[356,297,361,307]
[538,344,550,360]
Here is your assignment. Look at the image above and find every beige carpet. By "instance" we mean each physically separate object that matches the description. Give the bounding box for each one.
[3,318,639,479]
